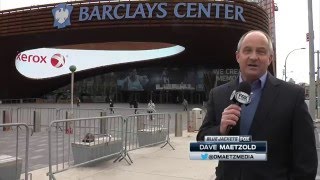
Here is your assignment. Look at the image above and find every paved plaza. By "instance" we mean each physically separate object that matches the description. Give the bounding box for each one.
[0,102,320,180]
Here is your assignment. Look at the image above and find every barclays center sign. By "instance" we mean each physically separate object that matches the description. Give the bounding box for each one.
[52,2,246,29]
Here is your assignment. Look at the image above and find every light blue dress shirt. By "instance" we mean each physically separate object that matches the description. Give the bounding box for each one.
[239,72,267,135]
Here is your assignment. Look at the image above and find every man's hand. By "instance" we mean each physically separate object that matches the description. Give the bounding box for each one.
[220,104,241,135]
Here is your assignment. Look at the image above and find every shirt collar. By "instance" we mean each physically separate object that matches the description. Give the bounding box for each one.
[239,72,268,90]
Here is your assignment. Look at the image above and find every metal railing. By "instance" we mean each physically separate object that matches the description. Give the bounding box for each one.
[113,113,174,165]
[107,107,156,116]
[16,107,57,130]
[47,112,173,179]
[0,107,175,180]
[48,115,124,180]
[56,108,106,119]
[0,123,30,180]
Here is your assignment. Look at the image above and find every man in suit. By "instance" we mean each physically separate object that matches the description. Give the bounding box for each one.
[197,30,317,180]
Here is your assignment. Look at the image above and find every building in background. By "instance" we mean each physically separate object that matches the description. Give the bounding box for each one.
[0,0,276,104]
[258,0,277,75]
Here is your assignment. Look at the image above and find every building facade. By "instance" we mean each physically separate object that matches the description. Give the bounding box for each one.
[0,0,275,103]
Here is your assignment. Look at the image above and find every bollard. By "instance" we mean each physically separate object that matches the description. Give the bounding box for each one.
[194,108,204,131]
[188,111,196,132]
[100,112,107,134]
[175,113,183,137]
[2,110,11,131]
[187,110,190,125]
[137,116,145,131]
[65,111,73,134]
[33,111,41,132]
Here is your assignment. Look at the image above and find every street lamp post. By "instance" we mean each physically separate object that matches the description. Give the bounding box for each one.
[284,48,305,81]
[69,65,77,113]
[308,0,316,120]
[316,50,320,118]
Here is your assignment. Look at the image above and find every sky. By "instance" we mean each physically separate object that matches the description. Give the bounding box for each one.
[0,0,319,84]
[275,0,319,84]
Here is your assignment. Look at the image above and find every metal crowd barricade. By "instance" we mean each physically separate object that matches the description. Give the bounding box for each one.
[16,107,58,132]
[56,108,106,119]
[114,113,174,164]
[108,107,155,116]
[48,115,124,180]
[0,123,30,180]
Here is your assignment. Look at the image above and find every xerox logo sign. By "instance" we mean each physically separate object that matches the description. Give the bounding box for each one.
[15,46,185,79]
[16,53,47,63]
[51,54,65,68]
[16,53,66,68]
[15,49,71,79]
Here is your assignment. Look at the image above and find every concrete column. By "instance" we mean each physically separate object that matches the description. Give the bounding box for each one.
[100,112,107,134]
[33,111,41,132]
[137,116,145,131]
[188,110,196,132]
[2,110,11,131]
[175,113,183,137]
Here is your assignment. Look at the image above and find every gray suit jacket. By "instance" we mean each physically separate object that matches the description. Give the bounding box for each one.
[197,73,317,180]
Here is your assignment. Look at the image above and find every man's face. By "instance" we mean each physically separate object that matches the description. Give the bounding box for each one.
[236,31,273,82]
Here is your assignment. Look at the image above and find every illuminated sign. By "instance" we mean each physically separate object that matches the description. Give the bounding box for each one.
[15,46,185,79]
[52,2,245,29]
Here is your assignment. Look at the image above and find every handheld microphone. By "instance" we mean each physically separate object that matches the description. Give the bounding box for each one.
[226,81,252,134]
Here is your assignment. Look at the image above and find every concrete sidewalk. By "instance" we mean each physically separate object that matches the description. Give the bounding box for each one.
[29,131,217,180]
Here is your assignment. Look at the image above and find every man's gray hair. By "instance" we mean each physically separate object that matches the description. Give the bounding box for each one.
[236,30,274,55]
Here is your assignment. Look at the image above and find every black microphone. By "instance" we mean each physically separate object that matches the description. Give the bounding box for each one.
[226,81,252,134]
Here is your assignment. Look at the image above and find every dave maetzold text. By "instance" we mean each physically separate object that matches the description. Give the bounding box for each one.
[190,142,267,152]
[199,144,256,151]
[78,2,246,21]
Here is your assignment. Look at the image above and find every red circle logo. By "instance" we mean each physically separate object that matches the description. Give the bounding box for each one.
[51,54,65,68]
